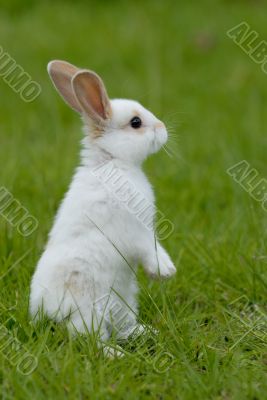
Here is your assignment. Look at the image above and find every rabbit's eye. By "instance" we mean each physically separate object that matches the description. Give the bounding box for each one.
[130,116,142,129]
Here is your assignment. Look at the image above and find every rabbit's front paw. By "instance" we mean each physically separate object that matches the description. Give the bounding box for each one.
[145,247,176,280]
[157,250,176,279]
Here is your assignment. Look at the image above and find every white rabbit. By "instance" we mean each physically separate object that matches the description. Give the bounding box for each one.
[30,60,176,352]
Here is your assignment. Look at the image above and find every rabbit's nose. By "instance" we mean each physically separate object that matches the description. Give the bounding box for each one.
[153,121,168,146]
[154,121,165,130]
[154,121,167,137]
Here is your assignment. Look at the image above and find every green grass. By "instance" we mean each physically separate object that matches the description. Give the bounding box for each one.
[1,0,267,398]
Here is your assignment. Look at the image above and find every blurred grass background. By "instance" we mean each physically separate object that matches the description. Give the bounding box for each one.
[1,0,267,398]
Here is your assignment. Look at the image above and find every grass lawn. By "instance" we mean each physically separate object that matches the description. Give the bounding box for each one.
[1,0,267,398]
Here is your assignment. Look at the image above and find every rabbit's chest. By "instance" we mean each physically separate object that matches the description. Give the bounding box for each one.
[104,171,155,233]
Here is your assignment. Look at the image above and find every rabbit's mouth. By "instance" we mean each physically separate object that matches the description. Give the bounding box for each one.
[151,134,162,154]
[152,125,168,153]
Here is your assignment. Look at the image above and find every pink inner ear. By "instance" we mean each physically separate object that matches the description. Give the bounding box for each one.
[86,75,106,119]
[72,71,111,123]
[48,61,82,113]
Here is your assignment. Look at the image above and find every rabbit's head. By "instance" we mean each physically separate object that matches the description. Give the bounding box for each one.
[48,60,168,164]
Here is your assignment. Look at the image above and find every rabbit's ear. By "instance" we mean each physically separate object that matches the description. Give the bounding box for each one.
[47,60,82,113]
[71,70,111,124]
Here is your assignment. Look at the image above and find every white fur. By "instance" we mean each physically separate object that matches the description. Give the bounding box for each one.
[30,93,176,342]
